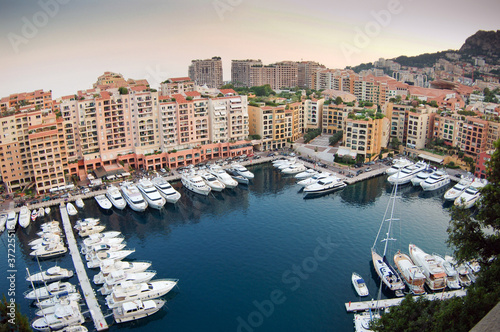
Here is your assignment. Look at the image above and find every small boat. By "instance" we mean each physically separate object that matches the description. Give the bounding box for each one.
[181,170,211,195]
[95,195,113,210]
[151,176,182,203]
[199,170,226,192]
[31,300,84,331]
[78,225,106,237]
[31,208,39,222]
[24,281,76,300]
[434,254,461,289]
[106,279,178,309]
[444,175,474,201]
[35,293,81,309]
[27,266,74,284]
[30,242,68,258]
[295,168,318,180]
[45,207,51,215]
[106,185,127,209]
[66,203,78,216]
[6,211,17,231]
[19,206,31,228]
[75,198,84,209]
[113,299,165,323]
[393,251,426,295]
[466,260,480,283]
[0,214,7,233]
[137,178,166,209]
[420,170,450,191]
[445,255,471,287]
[38,207,45,217]
[351,272,369,297]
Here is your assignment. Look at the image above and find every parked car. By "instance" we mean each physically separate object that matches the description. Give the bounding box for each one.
[365,167,372,172]
[356,170,363,176]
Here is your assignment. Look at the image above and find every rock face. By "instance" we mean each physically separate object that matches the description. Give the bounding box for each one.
[459,30,500,56]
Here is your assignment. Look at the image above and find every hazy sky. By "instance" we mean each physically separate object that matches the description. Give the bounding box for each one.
[1,0,499,98]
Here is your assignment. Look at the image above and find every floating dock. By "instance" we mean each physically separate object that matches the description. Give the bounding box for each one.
[345,289,467,312]
[60,204,109,331]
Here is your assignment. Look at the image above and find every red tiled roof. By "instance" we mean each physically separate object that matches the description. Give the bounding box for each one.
[170,77,192,82]
[184,91,201,97]
[219,89,237,95]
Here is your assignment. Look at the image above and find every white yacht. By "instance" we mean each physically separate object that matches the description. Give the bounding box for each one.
[410,168,434,186]
[199,170,225,192]
[230,162,254,179]
[393,251,426,295]
[387,161,428,185]
[95,195,112,210]
[272,157,295,169]
[372,250,405,296]
[30,243,67,259]
[30,236,64,250]
[295,168,318,180]
[137,178,166,210]
[420,170,450,191]
[0,214,7,233]
[24,281,76,300]
[385,157,413,175]
[83,243,127,257]
[106,185,127,210]
[303,175,346,196]
[87,249,135,269]
[32,301,84,332]
[38,207,45,218]
[74,218,100,231]
[75,198,84,209]
[281,163,307,175]
[353,311,381,332]
[181,170,211,196]
[445,255,471,287]
[207,165,238,189]
[82,231,123,247]
[6,211,17,231]
[18,206,31,228]
[409,244,447,291]
[113,299,165,323]
[45,207,51,215]
[121,182,148,212]
[454,178,487,209]
[99,270,157,295]
[106,279,178,309]
[434,254,461,290]
[297,172,330,187]
[351,272,369,297]
[444,175,474,201]
[66,203,78,216]
[151,176,182,203]
[27,266,74,284]
[34,293,81,309]
[94,260,152,284]
[78,225,106,237]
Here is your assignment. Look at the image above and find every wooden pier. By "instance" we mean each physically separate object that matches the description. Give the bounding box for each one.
[60,205,109,331]
[345,289,467,312]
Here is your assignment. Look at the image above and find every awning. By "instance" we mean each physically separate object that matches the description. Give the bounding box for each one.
[121,172,131,177]
[418,154,444,164]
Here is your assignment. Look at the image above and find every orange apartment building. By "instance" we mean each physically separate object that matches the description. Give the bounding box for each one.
[0,89,53,112]
[248,105,294,151]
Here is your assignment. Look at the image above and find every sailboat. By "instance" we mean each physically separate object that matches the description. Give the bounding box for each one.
[371,180,405,297]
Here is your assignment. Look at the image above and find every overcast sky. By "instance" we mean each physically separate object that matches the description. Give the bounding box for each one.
[1,0,499,98]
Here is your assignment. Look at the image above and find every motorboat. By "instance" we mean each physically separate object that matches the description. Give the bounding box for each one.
[393,251,426,295]
[230,162,254,179]
[409,244,447,291]
[24,281,76,300]
[181,170,211,196]
[113,299,165,323]
[137,178,166,210]
[29,233,62,246]
[38,207,45,218]
[228,172,249,185]
[410,168,434,186]
[295,168,318,180]
[6,211,17,231]
[87,249,136,269]
[31,208,38,222]
[82,231,123,247]
[420,170,450,191]
[297,172,330,187]
[35,293,81,309]
[303,175,346,196]
[466,260,480,283]
[30,242,67,259]
[78,225,106,237]
[58,325,88,332]
[106,185,127,210]
[82,237,125,253]
[199,170,226,192]
[351,272,369,297]
[387,161,428,185]
[66,203,78,216]
[82,243,127,257]
[445,255,471,287]
[45,207,51,215]
[99,270,157,295]
[30,237,64,250]
[19,206,31,228]
[353,311,381,332]
[444,175,474,201]
[37,227,63,237]
[281,163,307,175]
[27,266,74,284]
[95,195,112,210]
[121,182,148,212]
[31,300,84,331]
[434,254,461,290]
[151,176,182,203]
[75,198,84,209]
[74,218,100,231]
[106,279,178,309]
[385,157,413,175]
[207,165,238,189]
[0,214,6,233]
[272,157,295,168]
[454,178,487,209]
[94,260,152,284]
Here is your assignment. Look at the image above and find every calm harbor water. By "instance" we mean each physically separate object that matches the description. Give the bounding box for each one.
[0,163,454,331]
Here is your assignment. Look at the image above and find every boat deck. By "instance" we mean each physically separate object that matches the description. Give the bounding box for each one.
[60,204,108,331]
[345,289,467,312]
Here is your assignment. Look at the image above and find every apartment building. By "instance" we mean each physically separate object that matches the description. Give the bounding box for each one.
[386,103,411,146]
[286,102,303,141]
[457,117,489,158]
[312,69,352,91]
[343,111,390,159]
[405,107,436,150]
[248,106,292,151]
[302,99,324,130]
[0,89,53,112]
[297,61,325,88]
[231,59,263,87]
[433,113,463,147]
[160,77,195,96]
[188,57,223,88]
[322,104,349,134]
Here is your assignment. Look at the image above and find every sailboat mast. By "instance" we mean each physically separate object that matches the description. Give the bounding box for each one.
[382,180,399,257]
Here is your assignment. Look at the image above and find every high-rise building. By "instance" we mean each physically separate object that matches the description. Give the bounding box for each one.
[188,57,223,88]
[248,105,293,151]
[231,60,262,87]
[160,77,195,96]
[297,61,325,88]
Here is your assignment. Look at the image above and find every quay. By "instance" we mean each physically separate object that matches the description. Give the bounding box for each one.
[345,289,467,312]
[59,204,109,331]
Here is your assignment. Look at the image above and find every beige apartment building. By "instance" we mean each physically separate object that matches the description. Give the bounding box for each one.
[405,108,436,150]
[343,111,390,159]
[433,113,463,147]
[297,61,325,88]
[322,104,349,135]
[0,89,53,112]
[248,105,293,151]
[303,99,324,130]
[188,57,223,88]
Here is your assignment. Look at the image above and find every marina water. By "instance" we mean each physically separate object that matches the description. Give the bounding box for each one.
[0,162,454,331]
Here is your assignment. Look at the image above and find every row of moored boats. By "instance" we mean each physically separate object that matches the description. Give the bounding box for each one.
[1,206,51,233]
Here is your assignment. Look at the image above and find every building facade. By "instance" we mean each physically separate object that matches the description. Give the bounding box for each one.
[188,57,223,88]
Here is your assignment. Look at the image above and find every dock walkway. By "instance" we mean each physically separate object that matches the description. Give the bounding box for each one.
[59,205,108,331]
[345,289,467,312]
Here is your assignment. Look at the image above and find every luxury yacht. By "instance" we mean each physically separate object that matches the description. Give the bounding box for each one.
[445,255,471,287]
[34,293,81,309]
[87,249,135,269]
[25,281,76,300]
[393,251,426,295]
[120,182,148,212]
[106,185,127,210]
[95,195,112,210]
[6,211,17,231]
[207,165,238,189]
[387,161,428,185]
[230,162,254,179]
[82,231,123,247]
[281,163,307,175]
[82,243,127,257]
[444,175,474,201]
[30,242,67,259]
[420,170,450,191]
[137,178,166,210]
[78,225,106,237]
[295,168,318,180]
[31,301,84,332]
[410,168,434,186]
[18,206,31,228]
[199,170,225,192]
[113,299,165,323]
[151,176,181,203]
[409,244,446,291]
[385,158,413,175]
[27,266,74,284]
[106,279,178,309]
[434,254,461,290]
[303,175,346,196]
[454,178,487,209]
[297,172,330,187]
[94,260,152,285]
[181,170,211,196]
[99,270,157,295]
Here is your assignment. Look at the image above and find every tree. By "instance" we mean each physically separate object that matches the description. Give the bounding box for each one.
[329,131,343,146]
[391,137,401,150]
[118,87,128,95]
[334,96,343,105]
